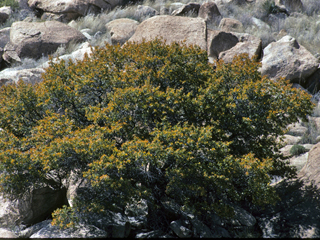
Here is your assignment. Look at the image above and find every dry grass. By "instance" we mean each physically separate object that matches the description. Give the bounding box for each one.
[302,0,320,16]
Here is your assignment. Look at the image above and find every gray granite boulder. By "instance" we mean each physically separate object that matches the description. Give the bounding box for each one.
[260,36,319,84]
[3,21,86,64]
[128,15,207,51]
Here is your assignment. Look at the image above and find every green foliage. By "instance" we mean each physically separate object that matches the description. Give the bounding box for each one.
[0,0,19,10]
[290,144,308,156]
[262,0,280,15]
[0,39,314,229]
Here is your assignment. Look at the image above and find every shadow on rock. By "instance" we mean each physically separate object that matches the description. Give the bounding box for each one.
[257,178,320,238]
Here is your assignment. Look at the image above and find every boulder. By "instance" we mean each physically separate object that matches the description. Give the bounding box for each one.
[0,68,45,86]
[190,217,214,238]
[299,142,320,188]
[219,33,262,62]
[105,18,139,45]
[2,42,21,64]
[207,30,238,60]
[108,213,131,238]
[289,152,309,172]
[134,5,159,21]
[0,187,67,227]
[29,220,108,238]
[281,134,302,145]
[170,219,192,238]
[127,216,146,230]
[3,21,86,64]
[260,36,319,84]
[128,15,207,51]
[198,1,222,27]
[0,6,12,24]
[280,144,314,157]
[258,178,320,238]
[171,2,200,16]
[89,211,131,238]
[19,220,52,238]
[185,213,215,238]
[0,228,18,238]
[28,0,124,22]
[218,18,244,32]
[207,30,260,62]
[287,122,308,136]
[233,206,256,227]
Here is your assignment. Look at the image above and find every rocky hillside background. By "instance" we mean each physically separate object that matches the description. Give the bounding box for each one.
[1,0,320,238]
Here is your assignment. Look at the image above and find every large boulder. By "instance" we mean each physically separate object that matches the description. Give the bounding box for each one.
[19,220,52,238]
[106,18,139,45]
[128,15,207,51]
[3,21,86,64]
[28,0,124,22]
[207,30,261,62]
[299,142,320,188]
[0,187,67,227]
[260,36,319,84]
[219,32,262,62]
[207,30,239,60]
[198,1,222,27]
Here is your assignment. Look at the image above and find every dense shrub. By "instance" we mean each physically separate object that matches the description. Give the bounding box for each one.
[262,0,281,15]
[290,144,308,156]
[0,39,314,229]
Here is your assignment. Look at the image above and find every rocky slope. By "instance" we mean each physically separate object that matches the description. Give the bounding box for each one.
[1,0,320,238]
